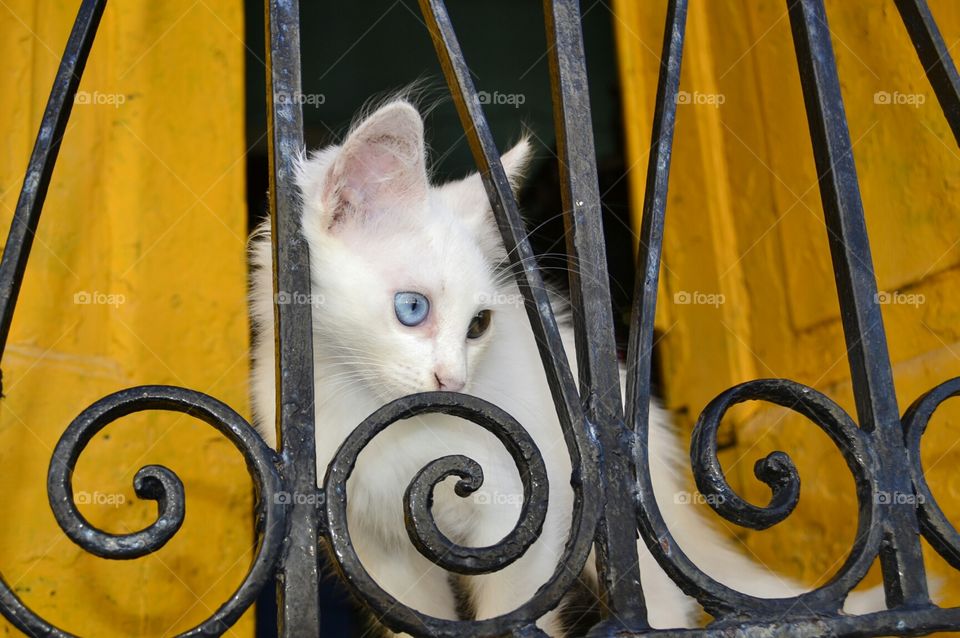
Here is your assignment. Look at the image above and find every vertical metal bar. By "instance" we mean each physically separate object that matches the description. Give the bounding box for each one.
[264,1,322,635]
[894,0,960,146]
[543,0,647,630]
[625,0,687,435]
[787,0,929,607]
[0,0,107,387]
[417,0,587,447]
[417,0,604,625]
[623,0,688,620]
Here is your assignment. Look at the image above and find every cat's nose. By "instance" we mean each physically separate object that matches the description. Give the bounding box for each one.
[434,371,465,392]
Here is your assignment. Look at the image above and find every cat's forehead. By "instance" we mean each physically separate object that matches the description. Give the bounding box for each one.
[356,211,493,295]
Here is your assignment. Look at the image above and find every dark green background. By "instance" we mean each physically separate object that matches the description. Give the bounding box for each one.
[244,0,623,180]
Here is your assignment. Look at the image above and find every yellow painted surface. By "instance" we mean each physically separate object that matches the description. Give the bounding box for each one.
[0,1,252,636]
[614,0,960,624]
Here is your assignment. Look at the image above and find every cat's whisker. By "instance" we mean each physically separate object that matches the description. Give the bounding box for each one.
[322,356,391,367]
[320,363,388,376]
[322,369,387,384]
[490,255,588,286]
[491,257,585,283]
[491,210,573,271]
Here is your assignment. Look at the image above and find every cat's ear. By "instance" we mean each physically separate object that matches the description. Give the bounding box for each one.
[310,100,428,231]
[441,137,534,261]
[443,136,533,212]
[499,136,533,192]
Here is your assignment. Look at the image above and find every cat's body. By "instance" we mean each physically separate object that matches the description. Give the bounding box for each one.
[249,99,884,635]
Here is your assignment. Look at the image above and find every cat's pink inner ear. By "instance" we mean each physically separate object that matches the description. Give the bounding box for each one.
[323,101,428,230]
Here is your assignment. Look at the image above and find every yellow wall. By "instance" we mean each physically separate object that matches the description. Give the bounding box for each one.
[614,0,960,621]
[0,1,253,636]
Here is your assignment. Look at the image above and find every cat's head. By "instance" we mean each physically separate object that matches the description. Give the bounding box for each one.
[297,99,531,401]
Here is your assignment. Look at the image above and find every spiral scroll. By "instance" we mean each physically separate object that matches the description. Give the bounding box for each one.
[636,379,884,618]
[323,391,596,638]
[18,385,287,637]
[903,376,960,571]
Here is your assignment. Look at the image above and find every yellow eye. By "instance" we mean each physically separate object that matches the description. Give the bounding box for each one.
[467,309,492,339]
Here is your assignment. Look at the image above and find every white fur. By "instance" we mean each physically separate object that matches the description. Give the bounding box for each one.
[249,99,885,635]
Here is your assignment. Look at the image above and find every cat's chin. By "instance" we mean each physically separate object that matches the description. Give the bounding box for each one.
[368,383,470,406]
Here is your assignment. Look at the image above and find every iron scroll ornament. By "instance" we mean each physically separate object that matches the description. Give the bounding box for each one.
[0,384,286,638]
[903,378,960,571]
[323,392,599,638]
[47,386,286,636]
[2,0,960,637]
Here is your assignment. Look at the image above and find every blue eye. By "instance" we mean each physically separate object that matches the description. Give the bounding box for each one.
[394,291,430,326]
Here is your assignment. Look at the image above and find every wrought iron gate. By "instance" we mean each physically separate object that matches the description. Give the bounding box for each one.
[1,0,959,636]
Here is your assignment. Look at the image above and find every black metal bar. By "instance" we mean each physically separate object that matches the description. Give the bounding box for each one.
[417,0,586,442]
[894,0,960,146]
[787,0,929,607]
[624,0,686,440]
[418,0,599,544]
[0,0,106,391]
[623,0,686,444]
[624,0,689,608]
[542,0,647,631]
[415,0,604,630]
[264,0,322,635]
[0,2,107,635]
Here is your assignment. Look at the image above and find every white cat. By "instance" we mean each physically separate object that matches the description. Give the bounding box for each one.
[249,99,884,635]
